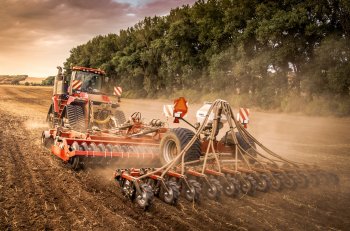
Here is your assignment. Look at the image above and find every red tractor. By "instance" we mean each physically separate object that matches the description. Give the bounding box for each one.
[46,66,125,131]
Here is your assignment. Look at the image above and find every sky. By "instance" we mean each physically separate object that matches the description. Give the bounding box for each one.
[0,0,196,77]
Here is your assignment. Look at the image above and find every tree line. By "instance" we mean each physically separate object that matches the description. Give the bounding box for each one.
[64,0,350,115]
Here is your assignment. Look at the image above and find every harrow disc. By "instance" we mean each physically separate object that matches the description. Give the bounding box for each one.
[88,143,97,152]
[97,143,106,152]
[70,142,81,170]
[112,145,123,154]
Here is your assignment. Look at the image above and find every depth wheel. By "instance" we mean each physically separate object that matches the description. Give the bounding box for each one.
[282,175,296,190]
[246,176,257,196]
[135,184,154,210]
[204,183,219,200]
[271,174,283,191]
[160,181,179,205]
[307,173,320,187]
[255,174,270,192]
[226,175,241,197]
[223,181,236,197]
[240,179,251,195]
[296,173,309,188]
[187,179,202,202]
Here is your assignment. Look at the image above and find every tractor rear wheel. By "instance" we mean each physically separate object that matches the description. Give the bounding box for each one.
[114,110,126,125]
[63,105,86,131]
[221,132,257,162]
[159,128,201,165]
[46,104,56,128]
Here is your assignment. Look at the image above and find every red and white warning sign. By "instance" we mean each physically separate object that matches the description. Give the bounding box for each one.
[237,108,250,124]
[114,86,122,96]
[163,105,174,117]
[71,80,82,90]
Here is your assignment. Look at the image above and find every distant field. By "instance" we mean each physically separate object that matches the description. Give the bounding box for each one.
[0,75,27,84]
[21,77,46,84]
[0,75,46,85]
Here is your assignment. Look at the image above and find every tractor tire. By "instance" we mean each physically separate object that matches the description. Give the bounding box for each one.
[222,132,257,160]
[159,128,201,165]
[46,104,56,128]
[65,105,86,131]
[236,132,256,154]
[114,110,126,125]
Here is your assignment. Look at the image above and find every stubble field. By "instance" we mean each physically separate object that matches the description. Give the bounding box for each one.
[0,85,349,230]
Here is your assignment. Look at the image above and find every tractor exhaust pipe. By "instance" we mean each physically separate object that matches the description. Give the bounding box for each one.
[53,66,63,95]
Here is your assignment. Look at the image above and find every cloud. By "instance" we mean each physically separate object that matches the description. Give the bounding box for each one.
[0,0,196,77]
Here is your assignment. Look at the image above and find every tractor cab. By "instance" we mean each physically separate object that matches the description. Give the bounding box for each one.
[69,66,107,94]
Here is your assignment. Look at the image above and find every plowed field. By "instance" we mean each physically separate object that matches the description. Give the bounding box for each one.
[0,85,349,231]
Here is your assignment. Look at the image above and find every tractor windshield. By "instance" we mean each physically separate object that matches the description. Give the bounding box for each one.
[74,71,103,93]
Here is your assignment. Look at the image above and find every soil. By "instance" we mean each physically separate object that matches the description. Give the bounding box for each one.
[0,85,349,231]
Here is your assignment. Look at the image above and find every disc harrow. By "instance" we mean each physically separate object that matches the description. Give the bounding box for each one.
[41,115,166,170]
[113,99,339,210]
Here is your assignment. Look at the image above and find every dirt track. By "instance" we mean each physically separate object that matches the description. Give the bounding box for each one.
[0,85,349,230]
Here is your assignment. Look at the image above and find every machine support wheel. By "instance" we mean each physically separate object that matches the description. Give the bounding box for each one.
[159,128,201,165]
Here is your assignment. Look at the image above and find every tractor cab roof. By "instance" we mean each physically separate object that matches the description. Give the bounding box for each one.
[72,66,105,75]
